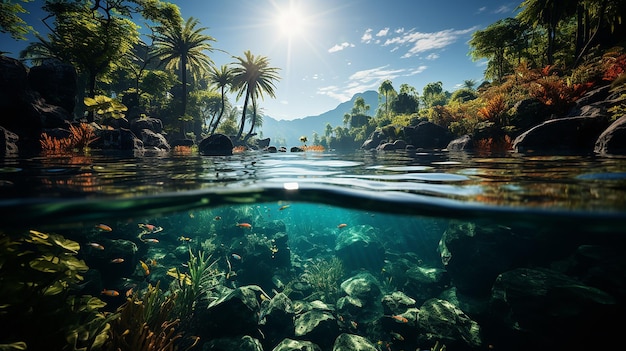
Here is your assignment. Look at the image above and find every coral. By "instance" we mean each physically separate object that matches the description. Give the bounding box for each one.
[302,257,345,304]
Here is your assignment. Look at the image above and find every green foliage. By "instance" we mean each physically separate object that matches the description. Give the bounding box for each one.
[84,95,128,120]
[170,250,220,322]
[302,257,345,303]
[0,0,33,41]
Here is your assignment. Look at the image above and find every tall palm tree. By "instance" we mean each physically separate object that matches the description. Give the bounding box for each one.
[152,16,215,134]
[207,64,234,135]
[231,50,280,141]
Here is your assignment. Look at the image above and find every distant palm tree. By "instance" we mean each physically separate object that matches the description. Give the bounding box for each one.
[462,79,477,90]
[207,64,234,135]
[152,17,215,133]
[232,50,280,141]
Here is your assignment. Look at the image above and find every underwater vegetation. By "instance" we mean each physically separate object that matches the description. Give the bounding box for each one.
[301,257,345,304]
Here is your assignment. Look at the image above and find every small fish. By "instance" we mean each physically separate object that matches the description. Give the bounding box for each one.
[178,236,192,242]
[87,242,104,250]
[138,223,162,233]
[231,253,242,260]
[110,258,124,263]
[146,258,158,266]
[388,315,409,323]
[236,222,252,229]
[95,224,112,232]
[350,320,358,329]
[143,238,159,243]
[101,289,120,297]
[139,260,150,275]
[125,288,134,297]
[214,216,222,221]
[390,331,404,341]
[278,205,290,211]
[337,223,348,229]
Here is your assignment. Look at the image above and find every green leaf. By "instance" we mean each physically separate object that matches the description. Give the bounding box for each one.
[52,235,80,254]
[29,257,60,273]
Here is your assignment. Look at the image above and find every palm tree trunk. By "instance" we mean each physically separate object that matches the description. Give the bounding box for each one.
[180,55,188,135]
[210,86,227,135]
[246,95,257,137]
[236,88,250,140]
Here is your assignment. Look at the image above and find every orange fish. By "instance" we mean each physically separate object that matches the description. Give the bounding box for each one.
[87,242,104,250]
[95,224,112,232]
[337,223,347,229]
[139,223,156,231]
[143,238,159,243]
[236,223,252,229]
[389,315,409,323]
[231,253,242,260]
[101,289,120,297]
[111,258,124,263]
[139,260,150,275]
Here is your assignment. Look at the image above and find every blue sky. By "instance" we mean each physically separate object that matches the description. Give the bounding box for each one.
[4,0,518,120]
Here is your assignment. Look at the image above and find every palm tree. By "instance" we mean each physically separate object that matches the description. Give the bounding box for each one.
[378,80,396,119]
[152,16,215,134]
[206,64,234,135]
[231,50,280,141]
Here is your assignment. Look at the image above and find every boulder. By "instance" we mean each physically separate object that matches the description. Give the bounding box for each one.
[509,98,551,133]
[402,121,453,149]
[446,134,473,151]
[340,273,381,302]
[0,126,19,157]
[170,138,194,148]
[199,133,233,156]
[404,266,450,304]
[198,285,261,338]
[293,310,340,348]
[92,128,143,151]
[416,298,482,349]
[376,142,395,151]
[381,291,416,316]
[0,55,28,110]
[335,225,384,271]
[332,333,378,351]
[256,137,271,149]
[272,338,321,351]
[290,146,304,152]
[513,116,610,153]
[260,293,295,348]
[101,117,130,130]
[490,267,617,350]
[138,128,170,150]
[594,114,626,155]
[361,130,386,149]
[28,59,77,114]
[130,117,163,135]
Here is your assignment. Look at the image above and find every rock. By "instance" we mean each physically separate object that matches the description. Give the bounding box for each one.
[361,130,386,150]
[594,115,626,155]
[170,138,194,148]
[28,59,77,114]
[101,117,130,129]
[130,117,163,135]
[416,298,482,349]
[513,116,610,153]
[290,146,304,152]
[392,139,407,149]
[92,128,143,151]
[568,85,612,116]
[197,285,261,338]
[205,335,263,351]
[402,121,453,149]
[293,310,340,348]
[335,225,384,271]
[279,146,287,152]
[376,142,395,151]
[439,221,532,298]
[260,293,295,348]
[0,126,19,157]
[490,267,617,350]
[265,146,277,153]
[381,291,416,316]
[256,137,270,149]
[272,338,321,351]
[199,133,233,156]
[340,273,381,301]
[0,56,28,109]
[447,134,473,151]
[138,128,170,150]
[509,98,550,133]
[332,333,378,351]
[404,266,450,305]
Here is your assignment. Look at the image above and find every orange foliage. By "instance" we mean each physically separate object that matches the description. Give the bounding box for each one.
[232,145,247,153]
[40,123,98,154]
[530,77,592,115]
[603,52,626,81]
[478,94,507,124]
[172,145,193,155]
[473,135,513,154]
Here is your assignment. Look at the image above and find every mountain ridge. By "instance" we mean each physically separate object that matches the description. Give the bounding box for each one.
[259,90,379,147]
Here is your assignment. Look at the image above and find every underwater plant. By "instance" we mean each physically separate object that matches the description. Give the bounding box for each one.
[0,230,111,351]
[301,257,345,304]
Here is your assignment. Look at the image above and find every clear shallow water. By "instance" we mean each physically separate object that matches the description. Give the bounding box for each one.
[1,150,626,351]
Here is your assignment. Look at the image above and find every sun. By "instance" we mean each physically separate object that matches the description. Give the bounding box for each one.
[274,4,308,38]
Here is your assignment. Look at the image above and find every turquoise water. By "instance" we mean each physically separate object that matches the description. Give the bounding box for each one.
[1,150,625,351]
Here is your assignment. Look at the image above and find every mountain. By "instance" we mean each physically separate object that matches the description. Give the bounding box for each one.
[259,90,379,147]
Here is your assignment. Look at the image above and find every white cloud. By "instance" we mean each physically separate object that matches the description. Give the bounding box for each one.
[361,28,373,43]
[317,65,427,102]
[395,27,405,34]
[328,42,355,53]
[493,5,512,14]
[476,6,486,13]
[383,27,477,58]
[426,53,440,60]
[376,27,390,37]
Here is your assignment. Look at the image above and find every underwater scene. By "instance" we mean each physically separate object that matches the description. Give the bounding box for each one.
[1,151,626,351]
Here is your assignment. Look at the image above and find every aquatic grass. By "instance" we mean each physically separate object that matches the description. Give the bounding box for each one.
[302,257,345,304]
[171,250,221,322]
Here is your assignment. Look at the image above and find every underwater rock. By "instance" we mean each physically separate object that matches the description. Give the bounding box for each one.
[332,333,378,351]
[336,295,363,317]
[416,298,482,349]
[204,335,263,351]
[293,310,340,348]
[594,114,626,155]
[197,285,261,338]
[440,221,532,298]
[335,225,384,271]
[381,291,417,316]
[199,133,234,156]
[340,272,381,301]
[260,293,296,349]
[28,59,77,114]
[404,266,450,305]
[490,267,617,350]
[0,126,18,157]
[272,338,321,351]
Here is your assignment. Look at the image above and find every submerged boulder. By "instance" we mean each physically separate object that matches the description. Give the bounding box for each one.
[272,338,321,351]
[335,225,384,271]
[293,310,340,348]
[199,133,233,156]
[197,285,261,338]
[416,298,482,349]
[332,333,378,351]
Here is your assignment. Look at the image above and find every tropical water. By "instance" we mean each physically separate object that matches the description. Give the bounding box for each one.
[1,150,626,351]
